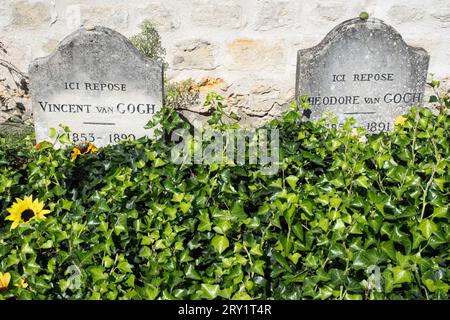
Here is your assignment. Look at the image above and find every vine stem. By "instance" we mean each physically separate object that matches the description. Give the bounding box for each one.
[420,166,436,221]
[243,245,253,266]
[0,58,29,80]
[420,138,439,220]
[410,113,419,165]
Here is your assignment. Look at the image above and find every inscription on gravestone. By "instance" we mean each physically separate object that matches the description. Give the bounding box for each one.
[296,17,430,132]
[29,26,163,147]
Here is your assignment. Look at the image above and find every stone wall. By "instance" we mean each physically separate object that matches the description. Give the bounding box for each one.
[1,0,449,127]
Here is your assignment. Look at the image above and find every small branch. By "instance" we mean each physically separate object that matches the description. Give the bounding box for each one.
[176,107,212,116]
[0,59,29,80]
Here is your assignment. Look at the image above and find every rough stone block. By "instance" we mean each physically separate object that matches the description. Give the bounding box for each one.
[11,1,51,28]
[255,1,294,30]
[227,38,284,71]
[78,5,129,30]
[172,39,217,70]
[138,3,179,32]
[387,5,424,24]
[191,2,243,29]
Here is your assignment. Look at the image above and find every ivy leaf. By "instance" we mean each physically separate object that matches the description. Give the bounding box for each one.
[433,178,446,192]
[136,284,160,299]
[381,241,396,261]
[418,219,438,240]
[231,291,252,300]
[355,175,370,189]
[198,211,212,232]
[199,284,220,300]
[117,261,133,273]
[392,266,412,285]
[251,260,266,276]
[154,158,167,167]
[88,266,108,283]
[211,235,229,254]
[328,243,346,260]
[318,218,329,232]
[289,253,301,265]
[352,251,371,270]
[286,175,299,190]
[49,127,57,138]
[274,251,292,272]
[433,206,448,219]
[179,201,191,214]
[185,264,201,280]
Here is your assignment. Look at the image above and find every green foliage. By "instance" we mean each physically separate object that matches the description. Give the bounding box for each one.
[0,94,449,300]
[130,20,167,68]
[0,121,34,144]
[204,93,241,127]
[428,78,450,114]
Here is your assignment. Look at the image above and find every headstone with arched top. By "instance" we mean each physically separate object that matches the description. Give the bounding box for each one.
[295,17,430,133]
[29,26,163,147]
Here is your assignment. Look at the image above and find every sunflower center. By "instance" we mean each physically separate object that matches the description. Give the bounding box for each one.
[78,143,89,154]
[21,209,35,222]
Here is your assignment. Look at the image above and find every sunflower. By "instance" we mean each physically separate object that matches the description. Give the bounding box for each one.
[5,195,50,229]
[394,115,407,126]
[0,272,11,293]
[71,142,98,161]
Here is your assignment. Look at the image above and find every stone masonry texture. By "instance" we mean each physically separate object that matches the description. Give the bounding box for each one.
[0,0,449,127]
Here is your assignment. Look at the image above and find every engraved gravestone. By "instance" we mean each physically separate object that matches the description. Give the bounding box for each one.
[295,17,430,133]
[29,26,163,147]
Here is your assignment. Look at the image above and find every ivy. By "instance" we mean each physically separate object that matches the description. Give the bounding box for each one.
[0,94,449,300]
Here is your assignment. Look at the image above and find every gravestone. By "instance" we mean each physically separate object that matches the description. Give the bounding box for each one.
[295,17,430,133]
[29,26,163,147]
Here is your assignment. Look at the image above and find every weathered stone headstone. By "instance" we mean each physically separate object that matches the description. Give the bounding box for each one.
[29,26,163,147]
[295,17,429,133]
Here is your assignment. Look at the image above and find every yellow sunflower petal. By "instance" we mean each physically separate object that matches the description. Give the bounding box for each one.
[71,148,81,161]
[13,202,27,214]
[10,221,20,230]
[5,204,22,222]
[35,210,51,220]
[32,198,44,211]
[90,145,98,153]
[23,196,34,210]
[5,213,18,221]
[36,201,45,212]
